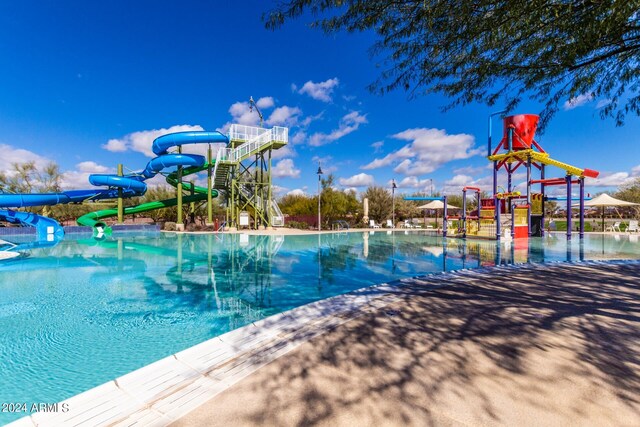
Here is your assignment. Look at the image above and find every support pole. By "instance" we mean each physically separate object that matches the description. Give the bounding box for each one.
[117,163,124,224]
[566,175,572,240]
[511,203,516,239]
[207,144,213,225]
[268,148,272,228]
[443,196,448,238]
[494,161,500,240]
[476,191,481,235]
[190,179,195,224]
[177,146,183,229]
[527,155,532,236]
[507,126,514,152]
[462,189,467,238]
[579,177,585,238]
[541,164,546,237]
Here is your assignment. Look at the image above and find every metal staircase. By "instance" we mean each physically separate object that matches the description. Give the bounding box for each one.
[213,124,288,227]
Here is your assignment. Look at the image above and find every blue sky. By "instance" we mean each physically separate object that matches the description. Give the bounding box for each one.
[1,1,639,199]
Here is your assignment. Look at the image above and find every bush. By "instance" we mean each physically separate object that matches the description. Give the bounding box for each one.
[287,221,310,230]
[164,222,177,231]
[185,223,216,232]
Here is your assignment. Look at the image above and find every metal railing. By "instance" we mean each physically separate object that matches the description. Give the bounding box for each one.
[228,124,270,142]
[269,200,284,226]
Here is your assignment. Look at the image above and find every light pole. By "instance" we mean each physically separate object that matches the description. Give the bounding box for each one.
[430,178,433,196]
[391,179,397,228]
[317,163,323,231]
[249,96,264,128]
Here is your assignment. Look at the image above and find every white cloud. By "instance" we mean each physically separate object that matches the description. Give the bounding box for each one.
[371,141,384,153]
[102,138,127,152]
[596,99,612,109]
[339,173,374,187]
[396,176,433,190]
[297,78,339,102]
[218,96,276,132]
[308,111,367,146]
[255,96,274,109]
[271,144,297,160]
[631,165,640,176]
[590,172,634,187]
[102,124,204,157]
[228,102,261,126]
[563,93,593,110]
[0,144,51,174]
[453,165,487,175]
[266,106,302,127]
[300,111,324,127]
[272,159,301,178]
[362,128,479,176]
[291,131,307,145]
[77,161,110,173]
[273,184,291,196]
[61,161,115,189]
[286,188,305,196]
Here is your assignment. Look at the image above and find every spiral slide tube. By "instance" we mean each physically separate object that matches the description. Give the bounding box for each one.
[77,131,228,232]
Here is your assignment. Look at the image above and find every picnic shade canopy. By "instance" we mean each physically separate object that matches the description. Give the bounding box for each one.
[416,200,460,210]
[417,200,460,228]
[574,193,639,231]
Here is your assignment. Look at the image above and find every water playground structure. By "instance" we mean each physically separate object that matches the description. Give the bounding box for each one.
[406,114,599,241]
[0,123,289,244]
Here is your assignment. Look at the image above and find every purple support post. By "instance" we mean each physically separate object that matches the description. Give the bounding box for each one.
[566,175,572,240]
[462,189,467,237]
[541,165,546,237]
[511,203,515,239]
[507,164,512,216]
[477,191,481,235]
[579,177,585,238]
[527,156,532,236]
[494,162,500,240]
[443,196,448,238]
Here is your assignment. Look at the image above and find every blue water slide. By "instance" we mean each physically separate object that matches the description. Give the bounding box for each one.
[86,153,206,196]
[152,131,228,156]
[0,189,142,208]
[89,175,147,193]
[0,209,64,240]
[140,153,205,179]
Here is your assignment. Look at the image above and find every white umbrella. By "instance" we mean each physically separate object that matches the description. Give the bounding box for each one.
[416,200,460,210]
[574,193,639,231]
[416,200,460,228]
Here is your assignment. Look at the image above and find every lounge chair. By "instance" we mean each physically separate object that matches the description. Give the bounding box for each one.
[386,219,395,228]
[628,220,639,233]
[606,221,621,232]
[402,220,414,228]
[369,220,381,229]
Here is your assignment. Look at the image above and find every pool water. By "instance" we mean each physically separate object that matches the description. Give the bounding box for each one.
[1,231,639,424]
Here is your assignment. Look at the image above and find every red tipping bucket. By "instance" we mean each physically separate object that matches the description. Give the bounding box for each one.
[500,114,539,150]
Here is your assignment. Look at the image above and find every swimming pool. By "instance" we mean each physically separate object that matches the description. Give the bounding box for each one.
[1,231,639,424]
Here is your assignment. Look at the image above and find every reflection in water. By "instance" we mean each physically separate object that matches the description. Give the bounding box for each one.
[2,231,640,424]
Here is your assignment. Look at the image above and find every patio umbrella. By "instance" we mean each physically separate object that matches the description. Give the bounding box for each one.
[576,193,639,231]
[417,200,460,228]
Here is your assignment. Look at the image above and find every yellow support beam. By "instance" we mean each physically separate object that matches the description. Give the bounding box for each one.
[488,149,586,177]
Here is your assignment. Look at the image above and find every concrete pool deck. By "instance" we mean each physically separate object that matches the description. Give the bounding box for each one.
[173,261,640,427]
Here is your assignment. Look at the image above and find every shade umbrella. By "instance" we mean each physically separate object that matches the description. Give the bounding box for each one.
[417,200,460,229]
[574,193,639,231]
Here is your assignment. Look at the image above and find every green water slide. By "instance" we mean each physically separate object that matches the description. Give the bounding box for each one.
[76,193,211,228]
[77,161,219,231]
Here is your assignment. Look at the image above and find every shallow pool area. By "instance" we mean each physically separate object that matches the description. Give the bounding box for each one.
[1,230,639,424]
